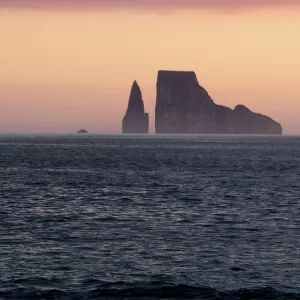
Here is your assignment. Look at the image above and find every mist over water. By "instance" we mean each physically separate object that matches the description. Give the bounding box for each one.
[0,135,299,299]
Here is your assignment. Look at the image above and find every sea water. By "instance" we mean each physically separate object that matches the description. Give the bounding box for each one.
[0,134,299,299]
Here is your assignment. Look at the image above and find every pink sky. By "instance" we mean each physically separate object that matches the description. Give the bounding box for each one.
[0,2,299,133]
[1,0,300,10]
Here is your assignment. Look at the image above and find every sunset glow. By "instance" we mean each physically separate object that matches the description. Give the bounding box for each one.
[1,3,300,133]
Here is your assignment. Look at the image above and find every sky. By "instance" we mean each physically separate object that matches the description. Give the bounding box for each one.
[0,1,300,133]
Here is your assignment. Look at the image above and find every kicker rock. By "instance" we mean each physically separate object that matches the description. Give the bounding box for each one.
[155,70,282,135]
[122,81,149,134]
[155,71,216,134]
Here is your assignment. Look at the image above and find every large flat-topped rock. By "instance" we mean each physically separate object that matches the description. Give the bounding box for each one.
[157,71,200,100]
[158,70,197,81]
[155,70,217,134]
[155,70,282,134]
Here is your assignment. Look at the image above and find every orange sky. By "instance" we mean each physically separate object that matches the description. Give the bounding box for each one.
[0,6,300,133]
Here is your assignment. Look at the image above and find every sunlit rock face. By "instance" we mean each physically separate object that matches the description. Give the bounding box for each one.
[155,70,282,135]
[122,81,149,134]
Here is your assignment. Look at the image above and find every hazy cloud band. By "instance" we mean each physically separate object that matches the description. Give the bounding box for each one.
[0,0,300,11]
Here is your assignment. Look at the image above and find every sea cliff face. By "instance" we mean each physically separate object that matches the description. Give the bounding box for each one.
[122,81,149,134]
[155,70,282,134]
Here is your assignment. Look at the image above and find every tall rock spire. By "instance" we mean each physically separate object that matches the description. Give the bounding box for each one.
[122,81,149,134]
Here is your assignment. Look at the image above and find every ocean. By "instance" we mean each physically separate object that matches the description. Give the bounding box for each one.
[0,134,299,300]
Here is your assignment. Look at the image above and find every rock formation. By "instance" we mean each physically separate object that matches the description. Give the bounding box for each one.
[77,129,88,134]
[122,81,149,134]
[155,70,282,134]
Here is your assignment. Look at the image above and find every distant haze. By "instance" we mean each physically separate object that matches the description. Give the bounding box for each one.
[0,2,300,133]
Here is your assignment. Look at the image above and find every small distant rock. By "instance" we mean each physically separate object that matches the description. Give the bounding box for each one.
[77,129,88,134]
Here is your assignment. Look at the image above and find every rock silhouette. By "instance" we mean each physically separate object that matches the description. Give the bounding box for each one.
[77,129,88,134]
[122,81,149,134]
[155,70,282,134]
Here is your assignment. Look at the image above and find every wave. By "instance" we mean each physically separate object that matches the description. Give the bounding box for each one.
[1,280,299,300]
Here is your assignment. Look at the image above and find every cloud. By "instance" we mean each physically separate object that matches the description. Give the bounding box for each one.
[0,0,299,11]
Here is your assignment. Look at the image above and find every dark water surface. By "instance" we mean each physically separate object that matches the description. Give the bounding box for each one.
[0,134,299,299]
